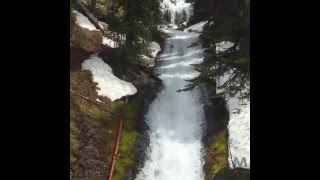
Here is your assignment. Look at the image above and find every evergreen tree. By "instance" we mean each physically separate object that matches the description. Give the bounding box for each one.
[181,0,250,102]
[100,0,162,65]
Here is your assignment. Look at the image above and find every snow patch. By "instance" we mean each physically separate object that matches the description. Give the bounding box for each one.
[216,41,235,53]
[96,98,102,102]
[82,54,137,101]
[184,21,207,33]
[150,42,161,57]
[102,36,118,48]
[73,10,98,31]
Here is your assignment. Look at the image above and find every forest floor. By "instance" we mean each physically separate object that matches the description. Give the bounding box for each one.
[70,16,164,179]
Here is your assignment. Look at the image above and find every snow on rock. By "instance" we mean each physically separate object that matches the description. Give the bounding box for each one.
[150,42,161,58]
[96,98,102,102]
[73,10,98,31]
[184,21,207,33]
[139,55,155,67]
[82,54,137,101]
[216,41,235,53]
[102,36,118,48]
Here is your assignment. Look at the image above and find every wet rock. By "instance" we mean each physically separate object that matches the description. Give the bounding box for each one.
[214,168,250,180]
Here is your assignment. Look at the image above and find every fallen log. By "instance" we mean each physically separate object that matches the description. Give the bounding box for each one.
[74,0,107,34]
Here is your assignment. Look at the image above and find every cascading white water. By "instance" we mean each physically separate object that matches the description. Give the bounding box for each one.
[160,0,193,27]
[135,1,206,179]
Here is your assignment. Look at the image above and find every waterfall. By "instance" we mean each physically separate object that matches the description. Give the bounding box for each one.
[135,1,206,179]
[161,0,193,27]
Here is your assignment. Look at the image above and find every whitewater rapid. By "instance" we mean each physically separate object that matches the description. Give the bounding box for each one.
[135,30,205,180]
[135,1,207,179]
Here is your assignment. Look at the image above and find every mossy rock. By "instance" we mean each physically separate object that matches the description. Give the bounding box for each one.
[204,129,229,180]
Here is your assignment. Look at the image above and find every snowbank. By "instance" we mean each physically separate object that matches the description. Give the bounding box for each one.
[216,69,250,169]
[184,21,207,33]
[150,42,161,57]
[227,99,250,169]
[217,70,250,169]
[214,41,249,169]
[73,10,98,31]
[82,54,137,101]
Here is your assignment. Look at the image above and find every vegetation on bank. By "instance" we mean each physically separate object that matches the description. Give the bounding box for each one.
[70,70,124,179]
[70,57,154,179]
[73,0,163,65]
[205,130,229,180]
[202,96,230,180]
[183,0,250,102]
[112,97,143,180]
[70,0,162,173]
